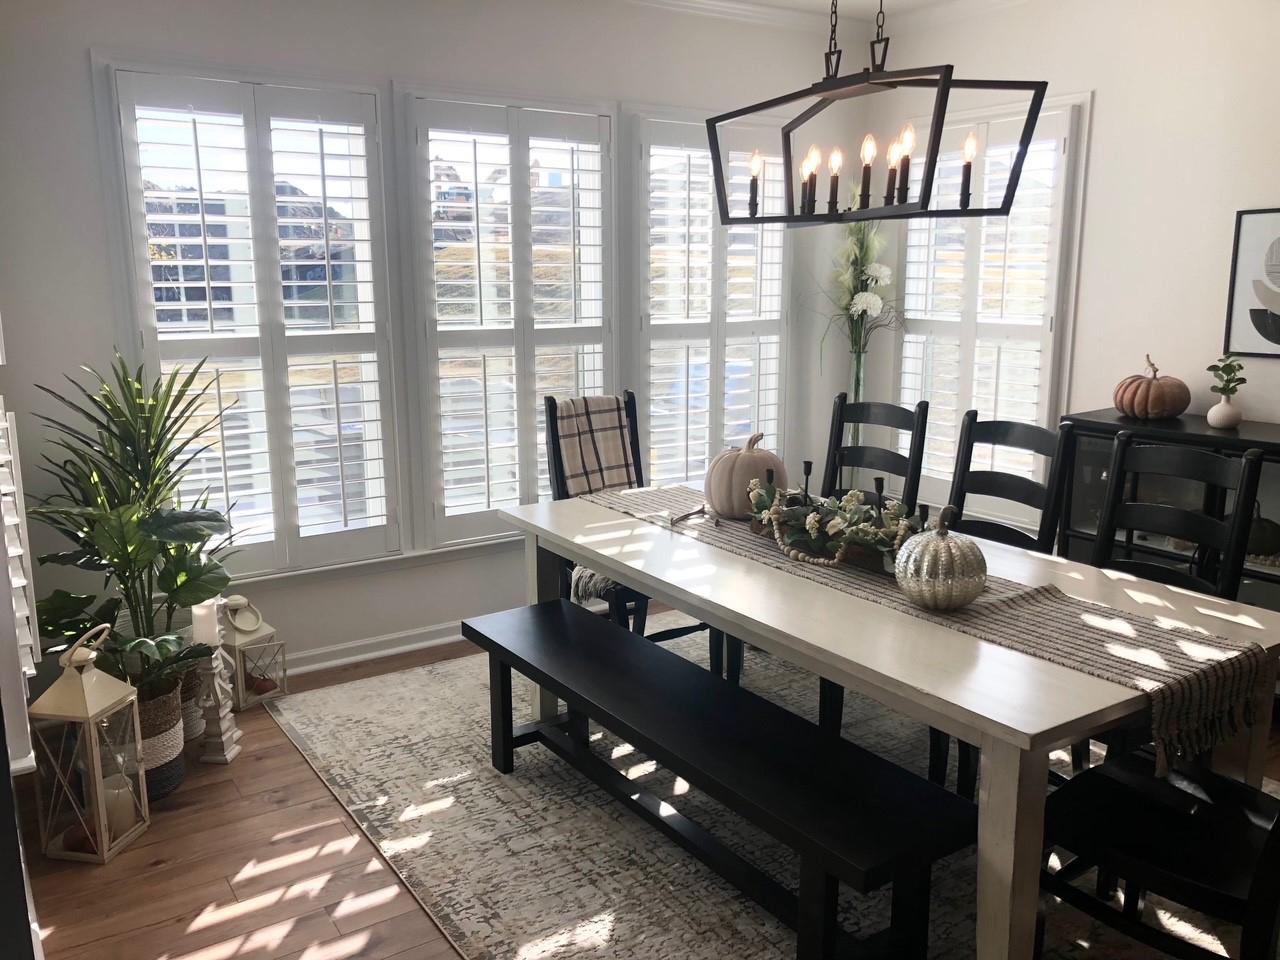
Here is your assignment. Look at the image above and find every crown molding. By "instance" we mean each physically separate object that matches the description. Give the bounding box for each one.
[616,0,839,31]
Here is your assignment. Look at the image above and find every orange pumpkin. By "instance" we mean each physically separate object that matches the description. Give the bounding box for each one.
[1113,355,1190,420]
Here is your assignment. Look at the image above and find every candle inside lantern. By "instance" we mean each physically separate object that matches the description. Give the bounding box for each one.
[798,154,813,214]
[884,141,902,206]
[748,149,762,218]
[960,131,978,210]
[858,135,876,209]
[897,124,916,205]
[827,148,843,214]
[804,145,821,214]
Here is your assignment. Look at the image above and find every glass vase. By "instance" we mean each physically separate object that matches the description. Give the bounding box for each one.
[847,349,867,447]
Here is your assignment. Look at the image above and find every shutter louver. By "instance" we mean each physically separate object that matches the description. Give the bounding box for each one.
[649,339,712,484]
[0,408,37,679]
[438,348,520,516]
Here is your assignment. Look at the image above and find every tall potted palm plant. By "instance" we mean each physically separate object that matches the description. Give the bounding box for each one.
[31,354,233,799]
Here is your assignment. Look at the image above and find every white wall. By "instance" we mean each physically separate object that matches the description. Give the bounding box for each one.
[0,0,822,667]
[863,0,1280,419]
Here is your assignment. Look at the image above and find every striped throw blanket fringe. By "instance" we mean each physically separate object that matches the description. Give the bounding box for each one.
[556,395,639,497]
[582,484,1267,773]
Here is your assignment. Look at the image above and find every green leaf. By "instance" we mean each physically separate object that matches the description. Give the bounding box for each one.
[139,507,230,544]
[119,636,161,662]
[36,589,94,627]
[159,552,231,607]
[36,547,109,571]
[1211,385,1223,394]
[89,506,160,570]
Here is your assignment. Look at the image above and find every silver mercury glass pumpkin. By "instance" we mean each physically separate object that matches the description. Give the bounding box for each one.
[894,505,987,610]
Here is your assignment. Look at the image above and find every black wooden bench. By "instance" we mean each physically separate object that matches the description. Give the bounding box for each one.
[463,600,976,958]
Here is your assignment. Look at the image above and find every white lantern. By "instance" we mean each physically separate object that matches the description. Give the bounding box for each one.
[222,596,286,712]
[28,625,148,863]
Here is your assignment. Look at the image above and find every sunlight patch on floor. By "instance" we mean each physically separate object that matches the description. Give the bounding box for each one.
[231,834,361,884]
[398,796,456,822]
[288,929,373,960]
[516,912,615,960]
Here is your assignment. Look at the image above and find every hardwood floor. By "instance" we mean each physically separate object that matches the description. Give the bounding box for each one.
[20,638,1280,960]
[23,640,477,960]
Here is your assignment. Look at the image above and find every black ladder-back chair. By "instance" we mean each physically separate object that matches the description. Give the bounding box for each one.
[1090,432,1262,601]
[1069,433,1263,776]
[817,395,928,738]
[544,391,733,675]
[1036,750,1280,960]
[929,413,1077,799]
[820,394,929,513]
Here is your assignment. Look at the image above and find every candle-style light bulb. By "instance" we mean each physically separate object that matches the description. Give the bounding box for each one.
[748,149,762,218]
[960,130,978,210]
[897,123,916,205]
[884,141,902,206]
[826,148,843,215]
[804,145,821,215]
[858,135,876,209]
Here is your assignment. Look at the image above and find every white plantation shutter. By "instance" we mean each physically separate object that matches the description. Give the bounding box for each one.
[0,409,37,680]
[116,72,398,572]
[640,119,786,487]
[416,99,612,543]
[898,106,1073,508]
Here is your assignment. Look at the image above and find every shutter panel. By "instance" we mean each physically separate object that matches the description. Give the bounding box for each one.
[649,339,712,484]
[0,408,37,679]
[419,100,612,542]
[898,108,1072,498]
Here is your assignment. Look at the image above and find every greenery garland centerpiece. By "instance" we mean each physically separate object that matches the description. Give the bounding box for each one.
[747,468,922,572]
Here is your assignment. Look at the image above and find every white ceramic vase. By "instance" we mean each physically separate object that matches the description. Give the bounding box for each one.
[1206,395,1243,429]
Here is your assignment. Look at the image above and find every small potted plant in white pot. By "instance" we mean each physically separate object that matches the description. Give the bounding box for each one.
[1206,353,1246,429]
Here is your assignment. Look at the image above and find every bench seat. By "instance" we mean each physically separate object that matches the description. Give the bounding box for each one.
[463,599,977,958]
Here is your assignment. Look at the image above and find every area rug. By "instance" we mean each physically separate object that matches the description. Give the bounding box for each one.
[268,613,1249,959]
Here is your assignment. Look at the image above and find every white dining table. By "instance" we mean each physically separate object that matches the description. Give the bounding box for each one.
[501,495,1280,960]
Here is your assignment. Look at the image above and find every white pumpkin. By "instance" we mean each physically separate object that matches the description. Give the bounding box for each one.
[704,433,787,519]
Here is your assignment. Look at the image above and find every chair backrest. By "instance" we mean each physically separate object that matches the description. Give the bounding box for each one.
[1091,431,1263,600]
[820,394,928,513]
[544,390,645,502]
[946,410,1075,553]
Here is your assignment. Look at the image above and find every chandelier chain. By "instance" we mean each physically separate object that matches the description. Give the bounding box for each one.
[828,0,838,54]
[875,0,886,39]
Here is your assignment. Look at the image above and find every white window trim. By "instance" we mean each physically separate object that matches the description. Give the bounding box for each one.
[891,91,1092,527]
[625,103,794,479]
[97,54,407,575]
[398,83,621,549]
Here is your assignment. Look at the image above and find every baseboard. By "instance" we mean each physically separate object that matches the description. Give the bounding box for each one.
[287,621,466,675]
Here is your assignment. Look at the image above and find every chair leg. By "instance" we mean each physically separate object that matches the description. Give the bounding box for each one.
[957,741,979,801]
[818,679,844,737]
[607,592,629,630]
[726,636,744,686]
[489,656,514,774]
[1095,866,1118,901]
[708,628,725,677]
[630,596,648,638]
[889,865,931,960]
[797,857,839,960]
[1070,740,1090,774]
[927,728,950,787]
[1122,881,1146,921]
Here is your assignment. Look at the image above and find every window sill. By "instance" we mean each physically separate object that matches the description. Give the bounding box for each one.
[233,534,525,589]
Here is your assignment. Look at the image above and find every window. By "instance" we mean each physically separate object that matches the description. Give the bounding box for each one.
[898,105,1076,508]
[640,119,785,486]
[116,72,398,572]
[414,100,612,543]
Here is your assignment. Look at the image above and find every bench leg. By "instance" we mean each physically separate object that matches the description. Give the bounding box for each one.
[567,706,590,747]
[818,679,844,737]
[709,628,725,677]
[889,865,932,960]
[797,858,839,960]
[726,637,744,686]
[489,655,514,774]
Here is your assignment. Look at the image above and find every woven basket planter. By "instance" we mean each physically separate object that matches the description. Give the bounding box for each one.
[138,685,185,801]
[180,667,206,742]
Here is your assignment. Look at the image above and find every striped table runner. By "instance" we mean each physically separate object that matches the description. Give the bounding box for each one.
[583,485,1268,769]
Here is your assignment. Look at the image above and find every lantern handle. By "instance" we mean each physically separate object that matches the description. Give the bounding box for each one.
[58,623,113,668]
[225,595,264,633]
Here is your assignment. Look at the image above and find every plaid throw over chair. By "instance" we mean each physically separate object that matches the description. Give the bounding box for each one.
[544,391,739,682]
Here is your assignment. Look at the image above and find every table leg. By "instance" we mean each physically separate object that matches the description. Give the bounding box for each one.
[1212,656,1278,788]
[976,736,1048,960]
[526,533,561,721]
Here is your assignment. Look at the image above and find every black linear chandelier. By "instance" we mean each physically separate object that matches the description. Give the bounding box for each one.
[706,0,1047,226]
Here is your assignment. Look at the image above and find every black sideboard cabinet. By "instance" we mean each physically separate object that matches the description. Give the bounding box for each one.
[1059,408,1280,612]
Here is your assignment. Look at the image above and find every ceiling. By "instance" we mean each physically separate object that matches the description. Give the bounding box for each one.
[748,0,954,14]
[624,0,1027,27]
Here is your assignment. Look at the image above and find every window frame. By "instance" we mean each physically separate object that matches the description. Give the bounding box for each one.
[107,62,403,575]
[630,108,793,487]
[892,94,1090,523]
[401,86,621,548]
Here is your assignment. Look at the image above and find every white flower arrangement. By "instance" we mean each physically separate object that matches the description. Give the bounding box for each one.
[864,263,892,286]
[850,291,884,319]
[805,512,821,537]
